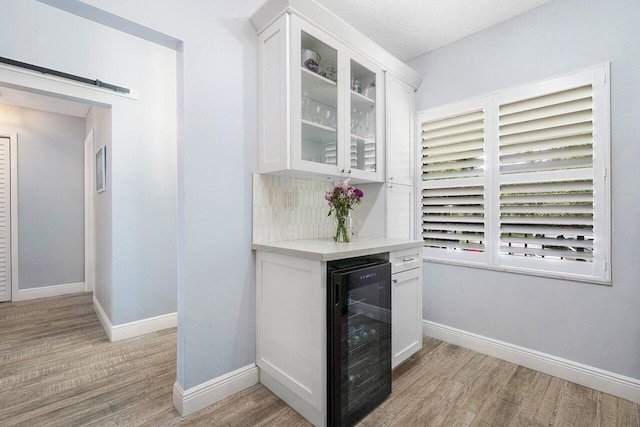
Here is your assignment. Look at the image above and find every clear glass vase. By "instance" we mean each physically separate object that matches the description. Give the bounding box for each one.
[333,210,351,243]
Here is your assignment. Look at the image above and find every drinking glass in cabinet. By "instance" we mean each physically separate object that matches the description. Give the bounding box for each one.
[324,65,337,83]
[363,81,376,101]
[301,92,311,120]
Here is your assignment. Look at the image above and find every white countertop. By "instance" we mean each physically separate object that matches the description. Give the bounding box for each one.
[252,237,423,261]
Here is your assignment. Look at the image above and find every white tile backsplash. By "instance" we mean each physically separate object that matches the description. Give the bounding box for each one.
[252,174,334,243]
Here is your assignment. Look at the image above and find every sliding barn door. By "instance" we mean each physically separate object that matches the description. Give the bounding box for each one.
[0,137,10,302]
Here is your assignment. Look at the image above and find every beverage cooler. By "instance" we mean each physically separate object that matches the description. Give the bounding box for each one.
[327,257,392,426]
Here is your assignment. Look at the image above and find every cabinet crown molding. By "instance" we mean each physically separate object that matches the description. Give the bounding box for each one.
[251,0,423,90]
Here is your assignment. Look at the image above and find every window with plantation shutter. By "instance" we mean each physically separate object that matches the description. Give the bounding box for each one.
[418,64,610,283]
[498,84,596,273]
[419,99,488,263]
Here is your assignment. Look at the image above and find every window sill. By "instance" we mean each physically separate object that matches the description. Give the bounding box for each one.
[422,256,612,286]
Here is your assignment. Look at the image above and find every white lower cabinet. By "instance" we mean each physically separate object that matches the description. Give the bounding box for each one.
[390,248,423,369]
[256,251,327,426]
[256,246,423,426]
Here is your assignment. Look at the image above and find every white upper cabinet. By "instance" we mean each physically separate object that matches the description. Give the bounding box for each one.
[253,0,422,184]
[386,184,415,240]
[258,14,384,182]
[385,73,416,186]
[385,74,417,240]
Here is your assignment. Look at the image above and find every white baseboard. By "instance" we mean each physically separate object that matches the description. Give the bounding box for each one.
[93,295,177,342]
[93,295,113,341]
[173,364,259,417]
[423,320,640,403]
[111,311,177,342]
[13,281,86,301]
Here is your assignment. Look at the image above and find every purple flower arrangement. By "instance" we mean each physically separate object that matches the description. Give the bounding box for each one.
[325,179,364,242]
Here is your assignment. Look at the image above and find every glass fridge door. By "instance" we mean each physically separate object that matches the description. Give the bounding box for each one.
[342,267,391,424]
[328,261,391,426]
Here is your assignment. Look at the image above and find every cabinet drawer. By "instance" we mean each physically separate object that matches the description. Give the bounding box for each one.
[390,247,421,274]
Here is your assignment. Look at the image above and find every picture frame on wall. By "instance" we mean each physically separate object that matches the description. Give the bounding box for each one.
[96,145,106,193]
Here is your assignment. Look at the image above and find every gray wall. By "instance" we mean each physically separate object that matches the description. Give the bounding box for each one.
[0,103,85,289]
[30,0,261,390]
[1,1,178,326]
[408,0,640,380]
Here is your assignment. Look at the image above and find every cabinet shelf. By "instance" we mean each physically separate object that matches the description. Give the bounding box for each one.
[302,67,337,107]
[351,90,375,110]
[302,119,337,144]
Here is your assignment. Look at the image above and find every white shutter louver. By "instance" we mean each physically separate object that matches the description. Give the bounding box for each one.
[422,109,485,254]
[498,84,594,263]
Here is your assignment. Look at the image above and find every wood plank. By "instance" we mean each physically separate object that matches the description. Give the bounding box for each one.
[357,406,396,427]
[391,342,475,397]
[0,335,176,414]
[85,391,176,427]
[453,357,515,412]
[509,372,565,426]
[0,328,171,388]
[597,392,639,427]
[438,403,477,426]
[553,381,598,426]
[376,342,473,417]
[252,404,310,427]
[386,376,465,426]
[0,349,176,424]
[19,366,176,426]
[471,365,537,426]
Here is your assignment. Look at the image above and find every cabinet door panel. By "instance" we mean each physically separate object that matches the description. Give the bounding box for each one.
[392,268,423,369]
[256,252,326,411]
[386,184,415,240]
[258,14,289,173]
[386,73,415,185]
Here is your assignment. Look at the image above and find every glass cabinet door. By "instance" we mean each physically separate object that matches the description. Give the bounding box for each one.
[348,58,378,175]
[300,31,339,168]
[290,16,383,182]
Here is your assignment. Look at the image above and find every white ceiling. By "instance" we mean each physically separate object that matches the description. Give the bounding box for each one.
[0,85,91,118]
[316,0,551,61]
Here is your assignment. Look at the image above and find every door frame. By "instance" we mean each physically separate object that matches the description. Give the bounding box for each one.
[0,62,129,301]
[1,128,95,301]
[84,129,95,292]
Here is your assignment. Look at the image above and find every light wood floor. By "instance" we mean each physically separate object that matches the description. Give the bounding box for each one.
[0,293,638,426]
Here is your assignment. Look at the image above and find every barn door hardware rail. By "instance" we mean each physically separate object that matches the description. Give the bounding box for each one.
[0,56,130,94]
